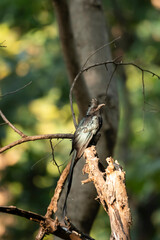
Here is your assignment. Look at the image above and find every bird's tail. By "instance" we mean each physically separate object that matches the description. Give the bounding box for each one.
[62,150,77,218]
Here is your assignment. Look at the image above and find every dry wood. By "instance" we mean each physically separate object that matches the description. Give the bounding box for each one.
[83,146,132,240]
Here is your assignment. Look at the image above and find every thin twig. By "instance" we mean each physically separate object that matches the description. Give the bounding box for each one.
[144,101,159,112]
[115,61,160,78]
[69,56,159,136]
[49,139,61,175]
[0,110,27,138]
[81,36,121,70]
[141,70,145,131]
[81,59,160,79]
[105,64,118,102]
[1,58,159,154]
[0,81,32,98]
[71,57,159,114]
[0,133,73,153]
[69,37,121,128]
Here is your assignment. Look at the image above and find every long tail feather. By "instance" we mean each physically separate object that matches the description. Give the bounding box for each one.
[62,150,77,218]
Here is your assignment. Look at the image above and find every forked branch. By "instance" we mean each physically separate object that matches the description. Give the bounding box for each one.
[69,57,160,128]
[0,110,73,153]
[0,206,94,240]
[0,133,73,153]
[83,146,132,240]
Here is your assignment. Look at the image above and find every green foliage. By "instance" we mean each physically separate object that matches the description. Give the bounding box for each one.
[102,1,160,239]
[0,0,160,239]
[0,1,72,239]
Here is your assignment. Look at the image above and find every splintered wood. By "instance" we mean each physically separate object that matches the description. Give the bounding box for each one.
[83,146,132,240]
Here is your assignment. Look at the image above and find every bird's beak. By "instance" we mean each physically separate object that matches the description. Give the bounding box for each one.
[96,103,105,111]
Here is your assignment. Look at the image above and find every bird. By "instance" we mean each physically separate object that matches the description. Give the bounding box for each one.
[62,98,105,217]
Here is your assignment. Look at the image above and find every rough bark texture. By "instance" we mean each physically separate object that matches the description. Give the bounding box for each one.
[53,0,119,236]
[83,147,132,240]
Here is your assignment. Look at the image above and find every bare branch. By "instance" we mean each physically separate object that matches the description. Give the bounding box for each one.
[0,81,32,98]
[70,57,160,126]
[49,139,61,175]
[0,206,45,223]
[0,206,93,240]
[0,110,27,137]
[81,36,121,71]
[1,57,158,154]
[141,70,145,131]
[0,133,73,153]
[116,61,160,78]
[81,59,160,79]
[35,157,71,239]
[69,37,121,128]
[105,64,118,102]
[36,177,95,240]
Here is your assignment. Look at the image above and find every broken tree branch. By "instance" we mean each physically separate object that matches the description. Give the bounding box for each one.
[83,146,132,240]
[35,160,71,239]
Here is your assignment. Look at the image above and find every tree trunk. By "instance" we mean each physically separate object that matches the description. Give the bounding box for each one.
[52,0,119,236]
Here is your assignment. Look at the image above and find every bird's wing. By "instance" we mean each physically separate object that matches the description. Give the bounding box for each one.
[63,129,93,216]
[73,115,100,159]
[75,131,93,159]
[73,116,96,159]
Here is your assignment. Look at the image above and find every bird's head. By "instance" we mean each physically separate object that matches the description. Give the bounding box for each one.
[87,98,105,115]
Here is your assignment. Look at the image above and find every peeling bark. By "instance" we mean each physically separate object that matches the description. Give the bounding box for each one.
[83,146,132,240]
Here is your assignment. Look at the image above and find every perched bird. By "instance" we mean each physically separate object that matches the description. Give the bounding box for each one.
[63,98,105,217]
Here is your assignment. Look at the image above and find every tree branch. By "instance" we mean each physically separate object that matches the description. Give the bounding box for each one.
[69,37,121,128]
[0,110,27,138]
[35,160,71,239]
[0,133,73,153]
[0,206,45,222]
[83,146,132,240]
[49,139,61,175]
[69,58,160,127]
[0,81,32,98]
[0,206,94,240]
[0,145,132,239]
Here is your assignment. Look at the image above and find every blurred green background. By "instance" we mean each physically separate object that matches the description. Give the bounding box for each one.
[0,0,160,239]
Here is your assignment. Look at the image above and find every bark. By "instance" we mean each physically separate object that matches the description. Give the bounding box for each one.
[53,0,119,236]
[83,146,132,240]
[0,206,95,240]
